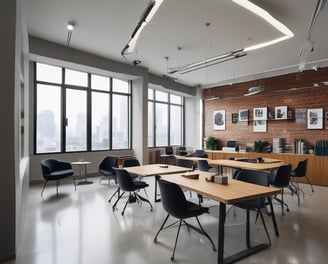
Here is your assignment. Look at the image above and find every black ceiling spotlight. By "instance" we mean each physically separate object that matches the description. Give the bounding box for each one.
[132,60,142,66]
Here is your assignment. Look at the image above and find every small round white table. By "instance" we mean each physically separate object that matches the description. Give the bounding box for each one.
[71,161,92,185]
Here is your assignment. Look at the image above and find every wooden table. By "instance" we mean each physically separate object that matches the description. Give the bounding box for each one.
[176,156,283,172]
[161,171,280,264]
[124,164,193,202]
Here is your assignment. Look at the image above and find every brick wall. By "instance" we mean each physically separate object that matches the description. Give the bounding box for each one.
[203,67,328,152]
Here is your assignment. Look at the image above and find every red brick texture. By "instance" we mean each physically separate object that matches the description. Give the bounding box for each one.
[203,67,328,151]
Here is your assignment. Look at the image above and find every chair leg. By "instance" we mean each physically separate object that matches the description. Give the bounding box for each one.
[41,181,48,197]
[305,176,315,192]
[195,216,216,251]
[154,214,170,243]
[121,192,130,215]
[171,220,183,261]
[108,187,120,203]
[112,191,125,211]
[56,180,59,197]
[136,192,153,212]
[258,209,271,246]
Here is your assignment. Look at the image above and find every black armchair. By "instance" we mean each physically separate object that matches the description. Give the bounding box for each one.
[160,146,175,164]
[111,168,152,215]
[190,149,208,158]
[177,146,188,156]
[98,156,118,185]
[40,159,75,197]
[154,179,216,261]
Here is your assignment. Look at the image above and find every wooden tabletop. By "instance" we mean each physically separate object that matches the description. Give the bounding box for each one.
[208,158,284,171]
[124,164,193,177]
[160,171,280,204]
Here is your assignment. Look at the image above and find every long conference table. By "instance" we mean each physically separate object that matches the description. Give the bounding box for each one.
[161,171,281,264]
[175,155,284,172]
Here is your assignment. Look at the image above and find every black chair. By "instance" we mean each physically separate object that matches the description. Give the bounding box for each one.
[108,158,140,204]
[160,146,175,164]
[98,156,118,184]
[40,159,75,197]
[122,158,141,179]
[234,169,279,247]
[176,158,193,169]
[190,149,208,158]
[270,164,292,215]
[111,168,152,215]
[154,179,216,261]
[290,159,314,206]
[177,146,188,156]
[197,159,214,172]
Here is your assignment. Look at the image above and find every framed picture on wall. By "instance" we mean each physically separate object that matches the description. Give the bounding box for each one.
[253,107,267,120]
[239,109,248,122]
[213,110,226,130]
[275,105,288,119]
[232,113,238,124]
[253,120,267,132]
[307,108,323,129]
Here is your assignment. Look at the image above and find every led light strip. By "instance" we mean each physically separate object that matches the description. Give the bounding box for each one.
[169,0,294,74]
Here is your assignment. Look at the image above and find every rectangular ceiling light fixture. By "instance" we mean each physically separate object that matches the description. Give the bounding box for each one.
[121,0,163,57]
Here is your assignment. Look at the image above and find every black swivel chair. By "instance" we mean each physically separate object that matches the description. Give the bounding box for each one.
[270,164,292,215]
[177,146,188,156]
[122,158,141,179]
[234,169,279,247]
[154,179,216,261]
[40,159,75,197]
[290,159,314,206]
[108,158,140,204]
[160,146,176,164]
[191,149,208,158]
[197,159,214,172]
[98,156,118,184]
[176,158,193,169]
[112,168,153,215]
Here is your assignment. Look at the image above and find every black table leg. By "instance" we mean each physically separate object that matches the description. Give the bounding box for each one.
[154,175,161,202]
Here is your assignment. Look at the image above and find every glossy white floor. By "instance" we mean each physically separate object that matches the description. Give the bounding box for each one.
[7,176,328,264]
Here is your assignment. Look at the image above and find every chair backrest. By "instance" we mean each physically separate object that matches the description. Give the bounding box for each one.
[165,146,174,155]
[271,164,292,187]
[158,179,188,219]
[122,158,140,167]
[114,168,136,192]
[197,160,211,172]
[177,146,187,156]
[234,169,270,208]
[192,149,208,158]
[234,169,269,187]
[176,159,193,168]
[99,156,118,174]
[293,159,307,177]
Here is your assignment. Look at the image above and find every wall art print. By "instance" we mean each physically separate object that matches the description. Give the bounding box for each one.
[213,110,226,130]
[307,108,323,129]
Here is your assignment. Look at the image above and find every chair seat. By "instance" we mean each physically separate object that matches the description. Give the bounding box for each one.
[133,181,149,189]
[49,169,74,178]
[99,168,115,176]
[185,201,209,217]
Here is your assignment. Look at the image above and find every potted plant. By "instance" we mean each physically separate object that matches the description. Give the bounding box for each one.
[253,140,269,153]
[205,136,217,150]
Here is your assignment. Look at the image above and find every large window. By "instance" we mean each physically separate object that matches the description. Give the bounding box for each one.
[35,62,131,154]
[148,89,184,147]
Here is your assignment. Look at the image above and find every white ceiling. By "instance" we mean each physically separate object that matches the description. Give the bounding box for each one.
[21,0,328,88]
